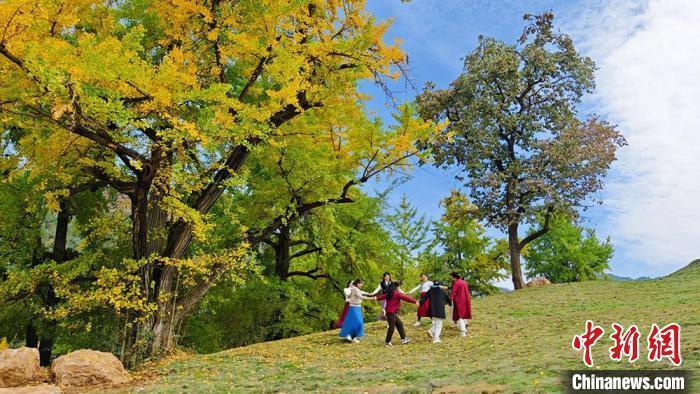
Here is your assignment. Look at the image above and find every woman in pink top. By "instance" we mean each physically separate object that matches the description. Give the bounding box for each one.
[376,281,419,347]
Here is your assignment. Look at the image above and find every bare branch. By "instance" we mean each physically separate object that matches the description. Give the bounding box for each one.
[518,205,554,250]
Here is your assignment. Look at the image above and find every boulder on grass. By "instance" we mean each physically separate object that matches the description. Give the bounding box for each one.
[0,383,62,393]
[51,349,130,388]
[525,277,551,287]
[0,347,41,387]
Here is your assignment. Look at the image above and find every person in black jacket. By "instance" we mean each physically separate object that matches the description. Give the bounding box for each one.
[419,281,451,343]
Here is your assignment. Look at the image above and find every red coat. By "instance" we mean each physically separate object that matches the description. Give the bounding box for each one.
[376,292,417,314]
[450,278,472,320]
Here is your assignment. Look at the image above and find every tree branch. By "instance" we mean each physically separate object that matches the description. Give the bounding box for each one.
[518,205,554,250]
[83,166,137,195]
[287,267,326,279]
[0,43,46,92]
[290,246,322,260]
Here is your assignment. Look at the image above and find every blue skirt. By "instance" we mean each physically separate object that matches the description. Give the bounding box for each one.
[339,305,364,338]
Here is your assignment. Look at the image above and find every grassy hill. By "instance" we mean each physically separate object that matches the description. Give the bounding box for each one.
[118,261,700,393]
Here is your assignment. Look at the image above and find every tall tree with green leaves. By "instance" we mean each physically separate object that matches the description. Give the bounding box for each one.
[524,214,613,283]
[0,123,119,364]
[180,193,396,352]
[417,12,626,289]
[0,0,436,358]
[426,190,509,295]
[383,194,431,279]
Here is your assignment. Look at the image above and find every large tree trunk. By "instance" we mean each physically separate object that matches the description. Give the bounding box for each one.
[508,223,525,290]
[149,276,208,354]
[127,176,178,359]
[26,201,71,366]
[25,324,38,348]
[150,305,183,354]
[128,145,257,358]
[275,226,291,281]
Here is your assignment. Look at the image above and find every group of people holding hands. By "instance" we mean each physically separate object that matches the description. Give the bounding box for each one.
[334,271,473,347]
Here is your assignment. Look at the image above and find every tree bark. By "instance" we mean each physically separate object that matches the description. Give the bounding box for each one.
[150,307,183,354]
[25,200,71,365]
[275,226,291,281]
[508,223,525,290]
[25,324,38,348]
[53,205,70,262]
[130,180,154,261]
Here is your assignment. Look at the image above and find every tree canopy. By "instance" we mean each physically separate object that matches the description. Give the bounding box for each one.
[417,12,626,289]
[0,0,438,361]
[524,214,613,283]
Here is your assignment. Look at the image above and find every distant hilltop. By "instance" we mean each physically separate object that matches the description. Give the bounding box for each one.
[605,258,700,281]
[496,259,700,291]
[606,273,654,282]
[669,258,700,276]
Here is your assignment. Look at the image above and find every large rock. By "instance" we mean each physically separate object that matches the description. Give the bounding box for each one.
[0,347,41,387]
[0,383,61,393]
[525,277,551,287]
[51,349,130,388]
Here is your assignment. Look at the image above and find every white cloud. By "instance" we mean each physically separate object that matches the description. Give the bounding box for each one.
[565,0,700,276]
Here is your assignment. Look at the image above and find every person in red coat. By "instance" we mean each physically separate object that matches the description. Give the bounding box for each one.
[450,271,472,337]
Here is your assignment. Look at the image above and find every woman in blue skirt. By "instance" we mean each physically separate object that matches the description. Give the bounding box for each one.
[339,278,376,343]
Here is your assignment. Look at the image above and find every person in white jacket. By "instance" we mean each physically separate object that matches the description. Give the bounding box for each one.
[332,281,354,329]
[339,279,377,343]
[407,274,433,326]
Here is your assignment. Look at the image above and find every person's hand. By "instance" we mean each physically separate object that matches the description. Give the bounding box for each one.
[415,301,420,307]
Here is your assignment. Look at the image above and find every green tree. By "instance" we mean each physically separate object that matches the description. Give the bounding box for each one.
[424,190,509,295]
[0,124,123,364]
[524,214,613,283]
[0,0,434,359]
[181,194,394,351]
[383,194,431,280]
[417,12,626,289]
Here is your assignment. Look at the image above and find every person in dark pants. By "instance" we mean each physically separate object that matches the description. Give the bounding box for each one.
[376,281,418,347]
[420,280,452,343]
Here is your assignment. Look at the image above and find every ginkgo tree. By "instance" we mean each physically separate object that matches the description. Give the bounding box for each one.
[240,103,435,280]
[0,0,437,358]
[0,121,118,364]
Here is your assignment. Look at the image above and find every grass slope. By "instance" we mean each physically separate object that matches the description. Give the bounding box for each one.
[124,263,700,393]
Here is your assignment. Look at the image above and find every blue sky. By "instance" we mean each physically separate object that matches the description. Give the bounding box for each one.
[359,0,700,284]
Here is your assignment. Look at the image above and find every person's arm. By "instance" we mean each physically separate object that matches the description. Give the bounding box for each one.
[407,284,421,294]
[444,290,452,306]
[369,284,382,296]
[450,283,457,300]
[399,293,417,304]
[375,293,387,301]
[356,287,376,300]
